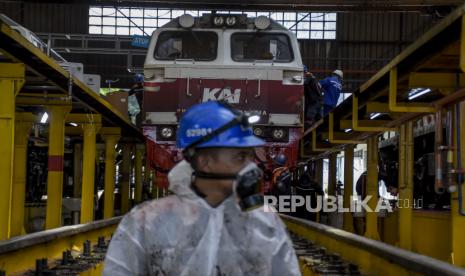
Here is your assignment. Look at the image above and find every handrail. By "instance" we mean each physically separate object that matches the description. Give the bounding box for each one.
[281,214,465,276]
[0,217,121,254]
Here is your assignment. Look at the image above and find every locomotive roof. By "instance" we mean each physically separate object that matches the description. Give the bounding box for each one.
[161,13,288,31]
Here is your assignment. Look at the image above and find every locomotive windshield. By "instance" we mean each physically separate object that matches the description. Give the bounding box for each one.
[154,31,218,61]
[231,33,293,62]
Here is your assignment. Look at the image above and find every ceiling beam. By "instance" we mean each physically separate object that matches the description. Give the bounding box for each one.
[9,0,463,12]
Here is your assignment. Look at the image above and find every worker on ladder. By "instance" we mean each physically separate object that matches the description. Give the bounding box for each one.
[303,65,323,126]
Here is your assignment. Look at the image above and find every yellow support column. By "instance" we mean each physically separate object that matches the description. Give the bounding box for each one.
[365,136,381,240]
[45,105,71,230]
[343,144,355,233]
[11,113,35,237]
[0,63,24,240]
[80,120,102,224]
[328,153,337,196]
[120,144,132,214]
[398,122,413,250]
[135,144,144,204]
[101,128,120,219]
[451,101,465,266]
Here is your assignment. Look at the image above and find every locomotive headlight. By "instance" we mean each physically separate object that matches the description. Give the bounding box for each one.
[272,128,285,139]
[160,127,174,138]
[254,16,271,30]
[226,16,236,26]
[253,127,264,137]
[248,115,260,124]
[213,16,225,26]
[292,75,303,82]
[179,14,195,28]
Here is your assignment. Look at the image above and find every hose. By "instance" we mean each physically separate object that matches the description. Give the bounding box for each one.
[455,101,465,216]
[452,72,465,215]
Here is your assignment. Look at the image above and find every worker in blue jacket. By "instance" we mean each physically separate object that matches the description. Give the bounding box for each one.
[319,69,343,116]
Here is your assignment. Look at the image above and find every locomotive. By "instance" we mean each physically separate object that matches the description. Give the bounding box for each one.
[141,13,305,189]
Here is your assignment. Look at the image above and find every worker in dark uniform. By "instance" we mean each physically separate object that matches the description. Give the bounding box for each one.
[270,154,293,215]
[295,171,323,221]
[128,73,144,126]
[354,170,393,235]
[319,69,343,116]
[128,73,144,105]
[270,154,292,197]
[104,101,300,275]
[303,65,323,126]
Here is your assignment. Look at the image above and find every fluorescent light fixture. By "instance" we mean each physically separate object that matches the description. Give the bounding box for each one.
[408,88,432,100]
[370,113,382,120]
[40,112,49,123]
[344,128,352,133]
[248,115,260,124]
[69,122,78,127]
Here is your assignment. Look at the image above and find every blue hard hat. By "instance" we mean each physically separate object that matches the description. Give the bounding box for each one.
[176,101,265,149]
[303,65,309,73]
[134,73,144,83]
[273,154,287,166]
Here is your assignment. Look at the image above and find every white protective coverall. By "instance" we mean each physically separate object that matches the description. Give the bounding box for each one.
[103,160,301,276]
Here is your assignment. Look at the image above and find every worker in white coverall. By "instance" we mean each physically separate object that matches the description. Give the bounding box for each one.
[103,101,301,275]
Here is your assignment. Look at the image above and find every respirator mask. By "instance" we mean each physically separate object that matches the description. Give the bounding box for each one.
[192,162,264,212]
[234,162,264,211]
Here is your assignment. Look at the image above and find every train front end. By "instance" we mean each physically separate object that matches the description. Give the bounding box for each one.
[142,13,304,189]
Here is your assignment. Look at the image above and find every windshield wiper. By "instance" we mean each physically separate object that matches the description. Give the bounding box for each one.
[253,59,274,64]
[174,58,195,64]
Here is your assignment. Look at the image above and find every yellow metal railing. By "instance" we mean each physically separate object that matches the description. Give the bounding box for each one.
[282,214,465,276]
[0,217,120,275]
